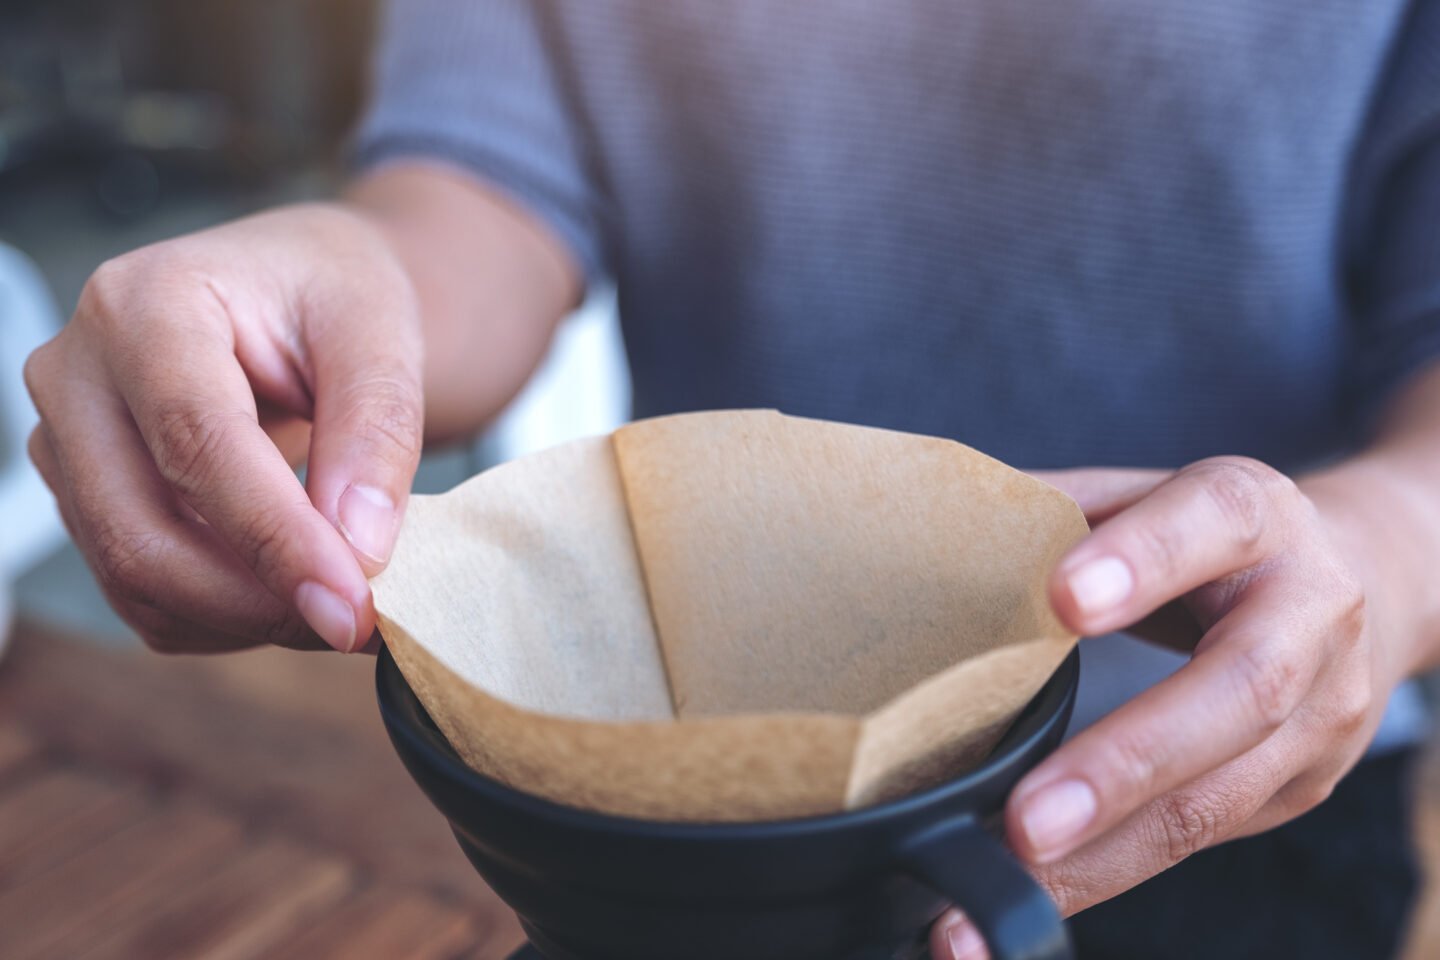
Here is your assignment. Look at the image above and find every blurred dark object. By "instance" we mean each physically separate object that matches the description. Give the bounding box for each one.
[0,0,377,219]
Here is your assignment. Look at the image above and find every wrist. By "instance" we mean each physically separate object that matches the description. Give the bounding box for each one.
[1300,459,1440,680]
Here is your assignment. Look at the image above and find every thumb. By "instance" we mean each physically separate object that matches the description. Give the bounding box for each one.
[302,275,425,580]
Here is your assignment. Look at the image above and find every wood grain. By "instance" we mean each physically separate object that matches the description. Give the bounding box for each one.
[76,838,356,960]
[0,622,493,902]
[0,621,523,959]
[265,886,482,960]
[0,801,243,959]
[0,767,152,888]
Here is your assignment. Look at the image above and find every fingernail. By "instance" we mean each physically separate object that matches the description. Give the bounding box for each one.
[947,919,986,960]
[295,581,358,653]
[1066,556,1133,618]
[1019,779,1098,863]
[338,484,398,565]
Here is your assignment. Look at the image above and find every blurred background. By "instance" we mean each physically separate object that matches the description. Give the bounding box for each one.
[0,0,628,648]
[0,4,1438,959]
[0,5,620,955]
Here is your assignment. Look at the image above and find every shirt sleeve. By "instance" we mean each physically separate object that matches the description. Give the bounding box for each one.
[351,0,611,285]
[1344,0,1440,420]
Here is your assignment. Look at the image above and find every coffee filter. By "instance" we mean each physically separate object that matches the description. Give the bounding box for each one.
[373,410,1088,822]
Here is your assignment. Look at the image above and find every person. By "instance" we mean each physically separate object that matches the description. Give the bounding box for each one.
[22,0,1440,956]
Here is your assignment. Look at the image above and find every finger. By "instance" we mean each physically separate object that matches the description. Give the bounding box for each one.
[1007,580,1318,864]
[35,425,263,653]
[1229,705,1374,840]
[930,910,989,960]
[1049,457,1297,636]
[1031,725,1300,917]
[29,371,325,651]
[99,289,372,652]
[1028,468,1172,524]
[1231,783,1331,842]
[111,596,329,653]
[1232,769,1351,840]
[298,268,423,576]
[355,629,385,656]
[28,426,91,555]
[931,717,1311,960]
[45,439,321,654]
[107,594,262,654]
[28,426,65,504]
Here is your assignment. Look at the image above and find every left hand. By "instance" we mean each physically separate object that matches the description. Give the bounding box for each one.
[931,456,1409,960]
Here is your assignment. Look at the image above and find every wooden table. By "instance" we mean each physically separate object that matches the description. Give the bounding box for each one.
[1,620,1437,959]
[0,621,525,960]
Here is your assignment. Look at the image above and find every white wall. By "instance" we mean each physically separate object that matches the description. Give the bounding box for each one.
[486,288,631,462]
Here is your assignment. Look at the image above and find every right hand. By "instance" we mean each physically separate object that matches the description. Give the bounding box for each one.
[24,204,424,653]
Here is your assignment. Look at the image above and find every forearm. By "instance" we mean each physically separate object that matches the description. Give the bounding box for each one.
[1299,362,1440,677]
[344,162,582,444]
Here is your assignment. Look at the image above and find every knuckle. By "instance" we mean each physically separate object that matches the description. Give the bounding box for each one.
[1102,728,1166,798]
[238,510,295,584]
[1298,785,1335,815]
[82,255,127,296]
[1333,677,1373,735]
[352,379,424,464]
[81,248,220,341]
[22,342,59,404]
[91,526,167,607]
[1155,791,1224,863]
[1331,571,1368,640]
[1231,643,1303,730]
[1129,519,1187,581]
[1304,779,1337,811]
[79,256,139,326]
[1192,458,1283,549]
[150,406,243,493]
[26,428,52,477]
[1032,867,1078,917]
[1280,777,1336,817]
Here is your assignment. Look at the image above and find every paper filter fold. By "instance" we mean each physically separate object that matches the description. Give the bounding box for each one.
[374,410,1087,822]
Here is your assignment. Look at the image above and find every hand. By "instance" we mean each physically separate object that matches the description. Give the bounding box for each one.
[24,204,424,653]
[932,456,1408,959]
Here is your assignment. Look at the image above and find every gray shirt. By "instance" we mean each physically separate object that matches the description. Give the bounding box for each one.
[355,0,1439,748]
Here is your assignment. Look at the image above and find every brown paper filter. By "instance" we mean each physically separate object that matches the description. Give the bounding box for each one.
[372,410,1088,822]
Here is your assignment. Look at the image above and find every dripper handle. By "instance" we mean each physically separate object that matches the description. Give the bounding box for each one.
[901,815,1072,960]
